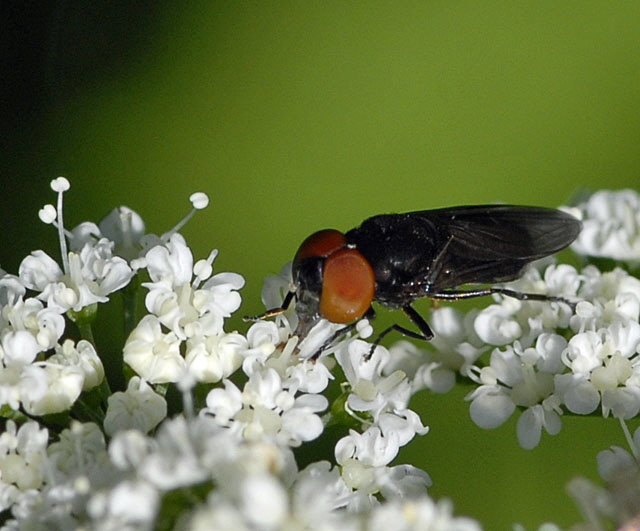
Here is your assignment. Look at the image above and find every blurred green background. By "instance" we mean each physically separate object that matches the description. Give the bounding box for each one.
[3,2,639,528]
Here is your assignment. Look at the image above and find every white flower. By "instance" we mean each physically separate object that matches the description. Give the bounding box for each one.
[144,233,193,287]
[241,321,281,373]
[281,353,332,395]
[336,427,401,470]
[247,323,333,396]
[387,341,454,395]
[86,479,159,531]
[475,304,523,345]
[137,416,219,490]
[467,383,516,430]
[104,376,167,436]
[336,340,413,423]
[16,420,143,530]
[0,366,25,411]
[0,296,65,362]
[560,321,640,419]
[18,251,62,294]
[48,339,105,391]
[141,234,244,340]
[20,363,84,415]
[177,497,250,531]
[329,338,429,494]
[78,238,134,296]
[377,409,429,447]
[185,331,246,383]
[290,461,352,518]
[474,264,577,349]
[385,306,485,393]
[173,438,299,531]
[204,379,243,427]
[366,497,481,531]
[0,271,25,307]
[0,304,97,413]
[467,343,562,447]
[297,319,348,360]
[13,179,640,529]
[0,297,64,350]
[124,235,245,384]
[108,430,153,472]
[47,422,109,483]
[571,189,640,261]
[335,428,431,508]
[462,256,640,448]
[98,206,146,261]
[123,314,186,384]
[204,367,328,446]
[427,306,486,372]
[0,421,48,510]
[239,474,288,529]
[567,425,640,530]
[199,272,245,324]
[377,464,432,500]
[18,240,133,313]
[596,427,640,482]
[0,330,42,366]
[570,266,640,332]
[68,221,101,251]
[516,404,562,449]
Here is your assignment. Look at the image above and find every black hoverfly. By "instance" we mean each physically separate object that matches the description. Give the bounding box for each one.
[247,205,582,359]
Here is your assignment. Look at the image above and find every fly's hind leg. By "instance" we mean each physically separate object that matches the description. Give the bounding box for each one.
[427,287,577,310]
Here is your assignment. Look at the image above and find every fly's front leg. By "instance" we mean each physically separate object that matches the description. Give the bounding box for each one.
[243,290,296,322]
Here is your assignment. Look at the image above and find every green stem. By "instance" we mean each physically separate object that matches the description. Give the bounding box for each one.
[74,397,105,426]
[122,276,140,338]
[76,320,95,345]
[619,417,638,461]
[99,373,112,400]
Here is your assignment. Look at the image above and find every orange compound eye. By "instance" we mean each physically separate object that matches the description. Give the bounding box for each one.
[320,249,376,323]
[293,229,346,264]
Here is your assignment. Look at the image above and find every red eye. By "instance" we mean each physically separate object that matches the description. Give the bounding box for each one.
[320,249,375,323]
[293,229,346,264]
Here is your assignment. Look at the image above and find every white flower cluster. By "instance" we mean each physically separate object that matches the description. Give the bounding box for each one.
[570,188,640,263]
[0,179,479,530]
[0,417,477,531]
[0,178,120,417]
[123,233,245,384]
[464,264,640,448]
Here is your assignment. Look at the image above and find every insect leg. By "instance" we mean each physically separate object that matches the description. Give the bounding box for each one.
[308,306,377,361]
[428,287,576,309]
[243,289,296,322]
[489,287,576,308]
[309,321,359,361]
[366,304,434,359]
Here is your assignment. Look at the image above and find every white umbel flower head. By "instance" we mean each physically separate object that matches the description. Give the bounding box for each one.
[570,189,640,262]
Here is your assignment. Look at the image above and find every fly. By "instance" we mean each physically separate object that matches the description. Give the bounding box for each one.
[246,205,582,359]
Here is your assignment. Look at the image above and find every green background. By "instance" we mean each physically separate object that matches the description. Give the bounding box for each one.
[3,2,639,528]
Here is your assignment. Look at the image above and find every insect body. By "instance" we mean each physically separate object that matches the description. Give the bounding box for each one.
[249,205,582,358]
